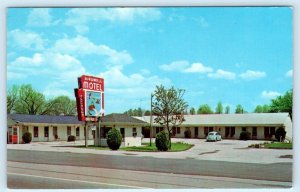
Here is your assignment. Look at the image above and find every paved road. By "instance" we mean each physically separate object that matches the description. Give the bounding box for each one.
[7,161,291,189]
[7,149,292,183]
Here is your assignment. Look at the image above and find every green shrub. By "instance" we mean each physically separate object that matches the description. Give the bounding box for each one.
[239,131,251,140]
[155,131,170,151]
[275,127,286,142]
[107,128,122,150]
[22,132,32,143]
[67,135,76,142]
[184,129,191,138]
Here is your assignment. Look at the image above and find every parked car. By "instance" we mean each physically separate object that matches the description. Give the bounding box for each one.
[206,131,222,142]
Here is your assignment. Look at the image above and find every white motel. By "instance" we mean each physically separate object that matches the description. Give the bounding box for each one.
[7,112,292,146]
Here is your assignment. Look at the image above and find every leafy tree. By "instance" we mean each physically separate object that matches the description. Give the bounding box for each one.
[47,96,76,115]
[269,89,292,119]
[262,104,270,113]
[152,85,188,149]
[215,101,223,114]
[144,110,151,116]
[254,105,263,113]
[14,84,48,115]
[235,104,244,114]
[189,107,196,115]
[225,105,230,114]
[7,85,19,114]
[197,104,213,114]
[107,128,122,150]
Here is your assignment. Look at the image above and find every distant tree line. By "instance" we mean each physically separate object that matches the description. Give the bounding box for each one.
[7,84,77,115]
[124,89,292,119]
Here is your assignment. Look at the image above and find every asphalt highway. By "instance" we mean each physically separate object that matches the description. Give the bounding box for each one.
[7,149,292,186]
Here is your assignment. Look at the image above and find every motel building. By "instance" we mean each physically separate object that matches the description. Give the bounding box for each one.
[7,112,292,146]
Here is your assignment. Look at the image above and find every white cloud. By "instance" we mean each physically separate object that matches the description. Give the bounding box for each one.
[285,69,293,77]
[183,63,213,73]
[261,91,281,99]
[159,60,189,71]
[27,8,54,27]
[208,69,236,80]
[239,70,266,80]
[65,8,161,33]
[7,72,26,80]
[52,35,133,68]
[159,60,213,74]
[9,29,45,50]
[8,52,85,83]
[43,82,74,99]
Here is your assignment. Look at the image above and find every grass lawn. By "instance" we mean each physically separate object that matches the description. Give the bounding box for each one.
[264,142,293,149]
[122,142,194,152]
[76,142,194,152]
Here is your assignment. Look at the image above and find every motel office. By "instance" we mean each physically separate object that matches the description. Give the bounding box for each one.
[7,112,292,146]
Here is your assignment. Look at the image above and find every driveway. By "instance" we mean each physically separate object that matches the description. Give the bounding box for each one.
[7,138,293,164]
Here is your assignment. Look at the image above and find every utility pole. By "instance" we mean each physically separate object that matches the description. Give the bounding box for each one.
[150,94,152,146]
[84,121,87,148]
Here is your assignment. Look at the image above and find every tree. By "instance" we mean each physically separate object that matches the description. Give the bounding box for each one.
[14,84,48,115]
[46,96,76,115]
[189,107,196,115]
[235,104,244,114]
[269,89,293,119]
[262,104,270,113]
[152,85,188,149]
[144,110,151,116]
[254,105,263,113]
[7,85,19,114]
[225,105,230,114]
[197,104,213,114]
[215,101,223,114]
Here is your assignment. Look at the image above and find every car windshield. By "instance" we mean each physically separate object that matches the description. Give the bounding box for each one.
[208,133,215,136]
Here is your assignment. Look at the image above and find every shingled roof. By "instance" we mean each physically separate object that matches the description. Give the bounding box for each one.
[101,113,146,124]
[133,113,291,126]
[7,113,147,125]
[8,114,83,125]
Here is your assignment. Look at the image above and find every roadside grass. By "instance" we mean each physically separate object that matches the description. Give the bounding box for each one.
[248,142,292,149]
[122,142,194,152]
[76,142,194,152]
[264,142,292,149]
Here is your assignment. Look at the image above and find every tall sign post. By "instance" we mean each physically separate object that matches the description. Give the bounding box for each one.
[75,75,104,147]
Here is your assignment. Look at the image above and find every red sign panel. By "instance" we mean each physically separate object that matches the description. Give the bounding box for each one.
[74,88,86,121]
[78,75,104,92]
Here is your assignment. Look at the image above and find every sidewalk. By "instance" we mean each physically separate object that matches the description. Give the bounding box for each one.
[7,138,293,164]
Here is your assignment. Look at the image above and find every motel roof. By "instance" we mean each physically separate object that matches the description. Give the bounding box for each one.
[7,113,146,125]
[133,113,291,126]
[8,114,83,125]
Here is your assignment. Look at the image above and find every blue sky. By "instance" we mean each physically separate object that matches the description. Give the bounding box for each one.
[7,7,292,114]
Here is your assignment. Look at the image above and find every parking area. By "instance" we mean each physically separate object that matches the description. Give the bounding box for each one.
[7,138,293,164]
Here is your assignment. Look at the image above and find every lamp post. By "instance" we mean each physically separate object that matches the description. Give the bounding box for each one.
[150,93,153,146]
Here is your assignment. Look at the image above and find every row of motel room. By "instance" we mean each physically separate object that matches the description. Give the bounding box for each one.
[7,113,292,147]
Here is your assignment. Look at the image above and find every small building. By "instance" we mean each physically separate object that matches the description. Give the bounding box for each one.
[7,113,146,147]
[134,113,293,142]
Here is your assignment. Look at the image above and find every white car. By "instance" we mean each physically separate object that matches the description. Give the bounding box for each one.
[206,131,222,142]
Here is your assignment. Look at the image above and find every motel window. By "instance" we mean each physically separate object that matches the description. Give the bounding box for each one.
[264,127,270,138]
[225,127,230,137]
[204,127,209,136]
[176,127,180,134]
[172,127,176,136]
[270,127,275,136]
[101,127,111,138]
[44,127,49,138]
[120,128,125,140]
[242,127,247,132]
[34,126,38,137]
[132,128,137,137]
[252,127,257,137]
[67,126,71,136]
[156,127,159,134]
[76,127,80,137]
[195,127,198,137]
[209,127,213,132]
[230,127,235,137]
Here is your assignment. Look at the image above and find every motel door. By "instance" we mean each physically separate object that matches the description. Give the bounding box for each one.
[8,126,19,144]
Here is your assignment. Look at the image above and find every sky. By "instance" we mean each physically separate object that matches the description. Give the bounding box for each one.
[6,7,293,114]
